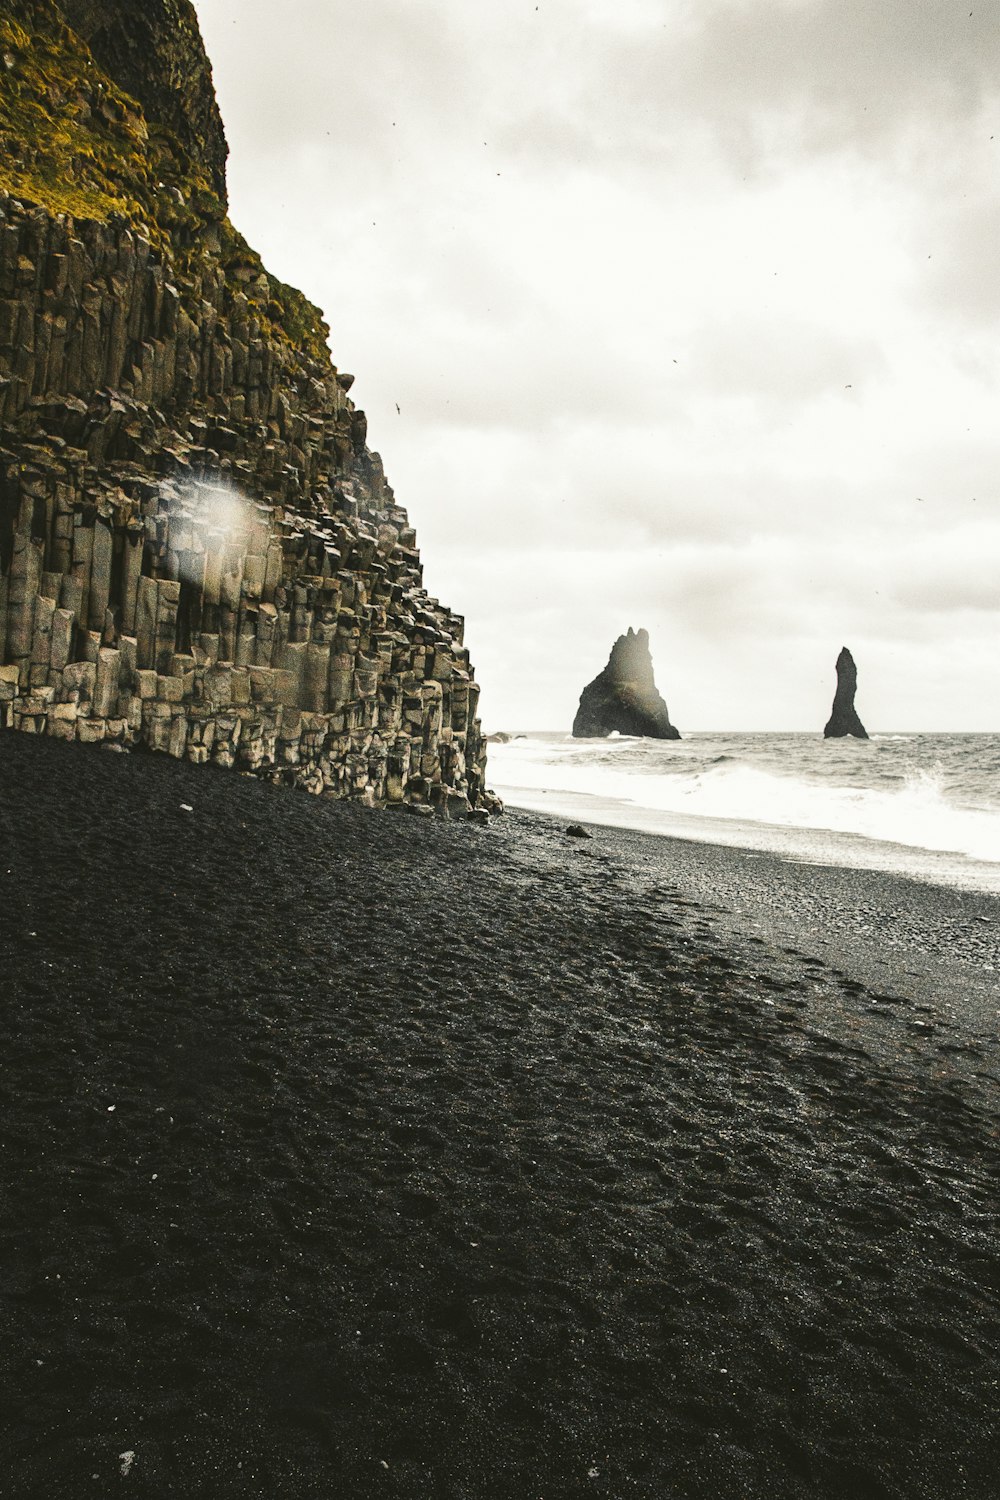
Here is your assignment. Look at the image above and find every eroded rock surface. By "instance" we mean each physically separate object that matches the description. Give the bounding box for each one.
[824,647,868,739]
[572,627,680,740]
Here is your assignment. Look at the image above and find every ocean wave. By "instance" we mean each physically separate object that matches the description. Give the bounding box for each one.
[489,742,1000,864]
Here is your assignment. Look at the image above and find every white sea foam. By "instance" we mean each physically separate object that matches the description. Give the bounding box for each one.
[488,733,1000,870]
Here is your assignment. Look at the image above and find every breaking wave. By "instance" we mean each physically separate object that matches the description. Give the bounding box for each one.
[488,733,1000,871]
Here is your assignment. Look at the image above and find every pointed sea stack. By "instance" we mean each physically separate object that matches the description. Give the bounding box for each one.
[824,648,869,739]
[572,628,680,739]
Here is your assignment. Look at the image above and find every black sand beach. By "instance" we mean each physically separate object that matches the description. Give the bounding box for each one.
[1,734,999,1499]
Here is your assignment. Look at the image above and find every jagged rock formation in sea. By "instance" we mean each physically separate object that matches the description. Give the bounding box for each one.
[823,647,868,739]
[0,0,493,812]
[572,628,680,739]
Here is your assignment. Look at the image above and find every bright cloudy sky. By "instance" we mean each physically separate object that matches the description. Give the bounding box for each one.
[193,0,999,732]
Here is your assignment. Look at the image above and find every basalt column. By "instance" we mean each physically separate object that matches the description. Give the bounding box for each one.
[0,0,495,813]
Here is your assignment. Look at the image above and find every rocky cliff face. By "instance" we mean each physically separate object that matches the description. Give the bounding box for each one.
[823,647,868,739]
[57,0,229,202]
[572,628,680,739]
[0,0,493,813]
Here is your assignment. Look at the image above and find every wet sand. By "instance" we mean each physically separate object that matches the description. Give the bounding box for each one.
[1,732,999,1499]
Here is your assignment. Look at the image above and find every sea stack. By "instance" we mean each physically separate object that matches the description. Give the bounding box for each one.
[572,628,680,739]
[0,0,492,814]
[824,647,869,739]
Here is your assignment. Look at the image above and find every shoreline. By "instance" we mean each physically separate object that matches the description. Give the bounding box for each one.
[486,730,1000,897]
[2,733,999,1498]
[491,782,1000,896]
[503,805,1000,1035]
[488,806,1000,1120]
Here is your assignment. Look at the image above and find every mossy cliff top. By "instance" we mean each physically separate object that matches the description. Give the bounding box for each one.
[0,0,329,363]
[57,0,229,202]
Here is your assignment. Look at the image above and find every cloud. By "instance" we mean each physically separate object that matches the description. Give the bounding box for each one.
[203,1,999,192]
[684,317,887,401]
[192,0,1000,732]
[921,185,1000,325]
[885,523,1000,615]
[496,0,1000,172]
[202,0,472,160]
[674,0,994,145]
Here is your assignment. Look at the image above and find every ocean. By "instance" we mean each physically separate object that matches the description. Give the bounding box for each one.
[486,732,1000,894]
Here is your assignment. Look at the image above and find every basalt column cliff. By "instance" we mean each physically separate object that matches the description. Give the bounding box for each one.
[0,0,494,812]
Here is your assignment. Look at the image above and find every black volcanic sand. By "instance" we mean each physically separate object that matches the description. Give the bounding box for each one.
[1,734,999,1500]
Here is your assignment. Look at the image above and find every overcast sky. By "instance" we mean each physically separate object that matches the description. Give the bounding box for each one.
[193,0,999,731]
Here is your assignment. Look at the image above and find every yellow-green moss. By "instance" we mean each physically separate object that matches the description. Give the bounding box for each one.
[0,0,330,364]
[216,223,331,366]
[1,7,177,232]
